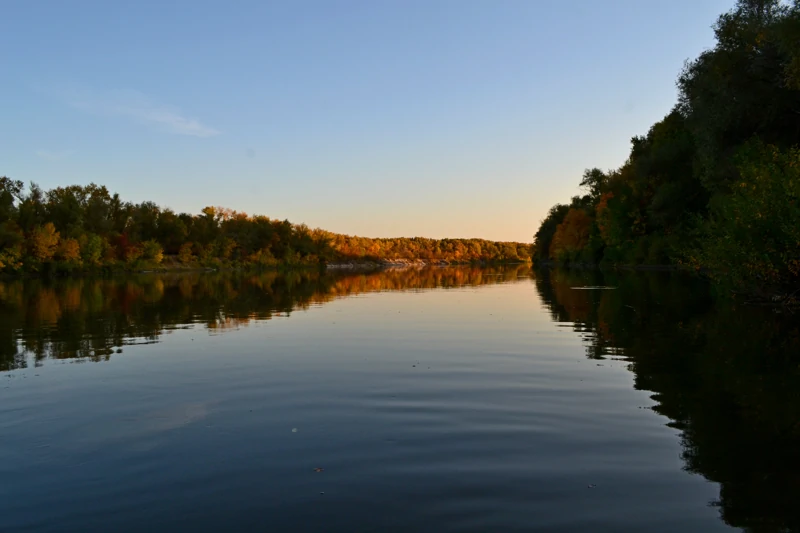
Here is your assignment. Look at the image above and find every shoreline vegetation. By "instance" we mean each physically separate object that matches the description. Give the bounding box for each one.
[532,0,800,301]
[0,179,531,278]
[135,256,531,274]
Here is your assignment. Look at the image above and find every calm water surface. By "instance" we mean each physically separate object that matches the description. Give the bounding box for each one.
[1,267,799,532]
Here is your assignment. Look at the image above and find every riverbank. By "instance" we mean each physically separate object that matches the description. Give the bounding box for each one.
[326,259,464,270]
[0,256,532,280]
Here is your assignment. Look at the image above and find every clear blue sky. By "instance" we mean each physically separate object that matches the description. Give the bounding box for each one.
[1,0,733,242]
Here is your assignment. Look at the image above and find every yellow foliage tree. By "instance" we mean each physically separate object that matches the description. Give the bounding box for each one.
[178,242,194,264]
[0,245,23,271]
[57,238,82,266]
[142,240,164,265]
[29,223,60,263]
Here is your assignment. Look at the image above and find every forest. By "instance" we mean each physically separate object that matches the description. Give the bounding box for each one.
[0,179,530,275]
[533,0,800,293]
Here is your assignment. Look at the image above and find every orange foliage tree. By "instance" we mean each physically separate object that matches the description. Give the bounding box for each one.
[549,209,592,261]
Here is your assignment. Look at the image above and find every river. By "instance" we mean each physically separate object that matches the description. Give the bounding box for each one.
[1,267,798,532]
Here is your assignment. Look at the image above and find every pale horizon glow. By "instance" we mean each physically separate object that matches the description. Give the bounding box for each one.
[0,0,734,242]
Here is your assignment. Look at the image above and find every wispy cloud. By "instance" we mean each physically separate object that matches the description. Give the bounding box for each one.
[58,86,220,137]
[36,149,74,160]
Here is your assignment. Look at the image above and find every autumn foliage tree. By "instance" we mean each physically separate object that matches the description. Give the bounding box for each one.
[56,238,82,268]
[28,223,60,266]
[549,208,593,262]
[0,181,530,274]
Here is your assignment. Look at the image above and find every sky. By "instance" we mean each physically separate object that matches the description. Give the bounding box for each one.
[1,0,735,242]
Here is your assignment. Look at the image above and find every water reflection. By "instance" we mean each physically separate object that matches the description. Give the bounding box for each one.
[3,266,800,532]
[536,268,800,532]
[0,265,531,370]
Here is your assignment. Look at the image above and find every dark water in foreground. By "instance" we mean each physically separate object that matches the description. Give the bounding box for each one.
[1,267,799,533]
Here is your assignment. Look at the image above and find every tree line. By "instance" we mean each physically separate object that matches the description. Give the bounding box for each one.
[0,180,530,275]
[533,0,800,293]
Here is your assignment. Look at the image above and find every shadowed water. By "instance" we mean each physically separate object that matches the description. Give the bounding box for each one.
[1,266,798,532]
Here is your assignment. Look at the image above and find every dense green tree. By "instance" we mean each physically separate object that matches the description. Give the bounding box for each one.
[17,183,46,233]
[0,177,23,224]
[690,141,800,290]
[155,209,188,254]
[678,0,800,192]
[533,0,800,293]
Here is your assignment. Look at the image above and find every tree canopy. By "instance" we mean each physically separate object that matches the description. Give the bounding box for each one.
[533,0,800,293]
[0,181,530,275]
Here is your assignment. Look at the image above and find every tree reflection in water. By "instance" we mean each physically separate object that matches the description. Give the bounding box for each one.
[0,266,530,370]
[3,266,799,531]
[535,268,800,533]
